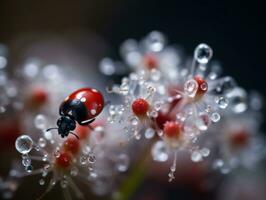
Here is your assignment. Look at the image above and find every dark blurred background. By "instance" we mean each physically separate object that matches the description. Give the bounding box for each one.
[0,1,265,199]
[0,0,265,93]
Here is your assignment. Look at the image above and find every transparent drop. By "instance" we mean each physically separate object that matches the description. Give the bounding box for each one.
[151,141,168,162]
[200,148,210,157]
[194,43,213,64]
[191,151,203,162]
[15,135,33,154]
[184,79,198,98]
[116,154,129,172]
[154,101,162,111]
[144,128,155,139]
[130,116,139,126]
[210,112,220,123]
[60,180,68,188]
[144,31,165,52]
[39,179,45,186]
[149,110,158,118]
[216,96,229,109]
[80,155,87,165]
[99,58,116,75]
[226,87,247,113]
[34,114,47,130]
[38,137,47,148]
[150,69,161,81]
[22,156,31,167]
[26,165,33,172]
[70,167,78,176]
[88,154,96,164]
[54,148,60,158]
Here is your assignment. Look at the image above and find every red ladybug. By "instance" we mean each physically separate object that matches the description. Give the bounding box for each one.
[47,88,104,139]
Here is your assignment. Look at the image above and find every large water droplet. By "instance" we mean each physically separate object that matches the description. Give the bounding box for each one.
[151,141,168,162]
[194,43,213,64]
[15,135,33,154]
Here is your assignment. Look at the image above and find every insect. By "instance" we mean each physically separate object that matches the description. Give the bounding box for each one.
[46,88,104,139]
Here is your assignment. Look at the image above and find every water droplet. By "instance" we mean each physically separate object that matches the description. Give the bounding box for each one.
[54,148,60,158]
[149,110,158,118]
[150,69,161,81]
[99,58,116,75]
[15,135,33,154]
[151,141,168,162]
[88,154,96,164]
[226,87,247,113]
[130,116,139,126]
[38,137,46,148]
[184,79,198,98]
[144,31,165,52]
[39,179,45,186]
[216,96,229,109]
[34,114,47,130]
[144,128,155,139]
[116,154,129,172]
[154,101,162,111]
[70,167,78,176]
[191,151,203,162]
[211,112,220,123]
[80,155,87,165]
[200,148,210,157]
[22,155,31,167]
[26,165,33,172]
[194,43,213,64]
[60,180,68,188]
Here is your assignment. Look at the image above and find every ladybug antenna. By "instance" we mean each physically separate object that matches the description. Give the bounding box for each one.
[46,127,59,132]
[69,131,79,139]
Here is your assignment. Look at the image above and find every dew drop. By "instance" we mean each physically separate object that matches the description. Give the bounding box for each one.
[144,31,165,52]
[216,96,229,109]
[38,137,47,148]
[15,135,33,154]
[194,43,213,64]
[99,58,116,75]
[151,141,168,162]
[211,112,220,123]
[39,179,45,186]
[34,114,47,130]
[116,154,129,172]
[191,151,203,162]
[144,128,155,139]
[184,79,198,98]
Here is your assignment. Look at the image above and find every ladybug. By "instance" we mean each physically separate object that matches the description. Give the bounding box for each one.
[46,88,104,139]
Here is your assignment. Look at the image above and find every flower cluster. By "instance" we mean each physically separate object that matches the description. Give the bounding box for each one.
[101,31,264,181]
[0,31,263,199]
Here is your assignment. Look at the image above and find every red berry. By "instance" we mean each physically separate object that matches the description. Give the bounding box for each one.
[29,87,48,106]
[194,76,208,98]
[63,137,80,154]
[230,130,249,148]
[132,98,149,117]
[143,54,157,70]
[163,121,182,138]
[56,152,72,168]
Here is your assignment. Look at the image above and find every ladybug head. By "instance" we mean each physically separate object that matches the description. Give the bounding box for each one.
[57,116,76,138]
